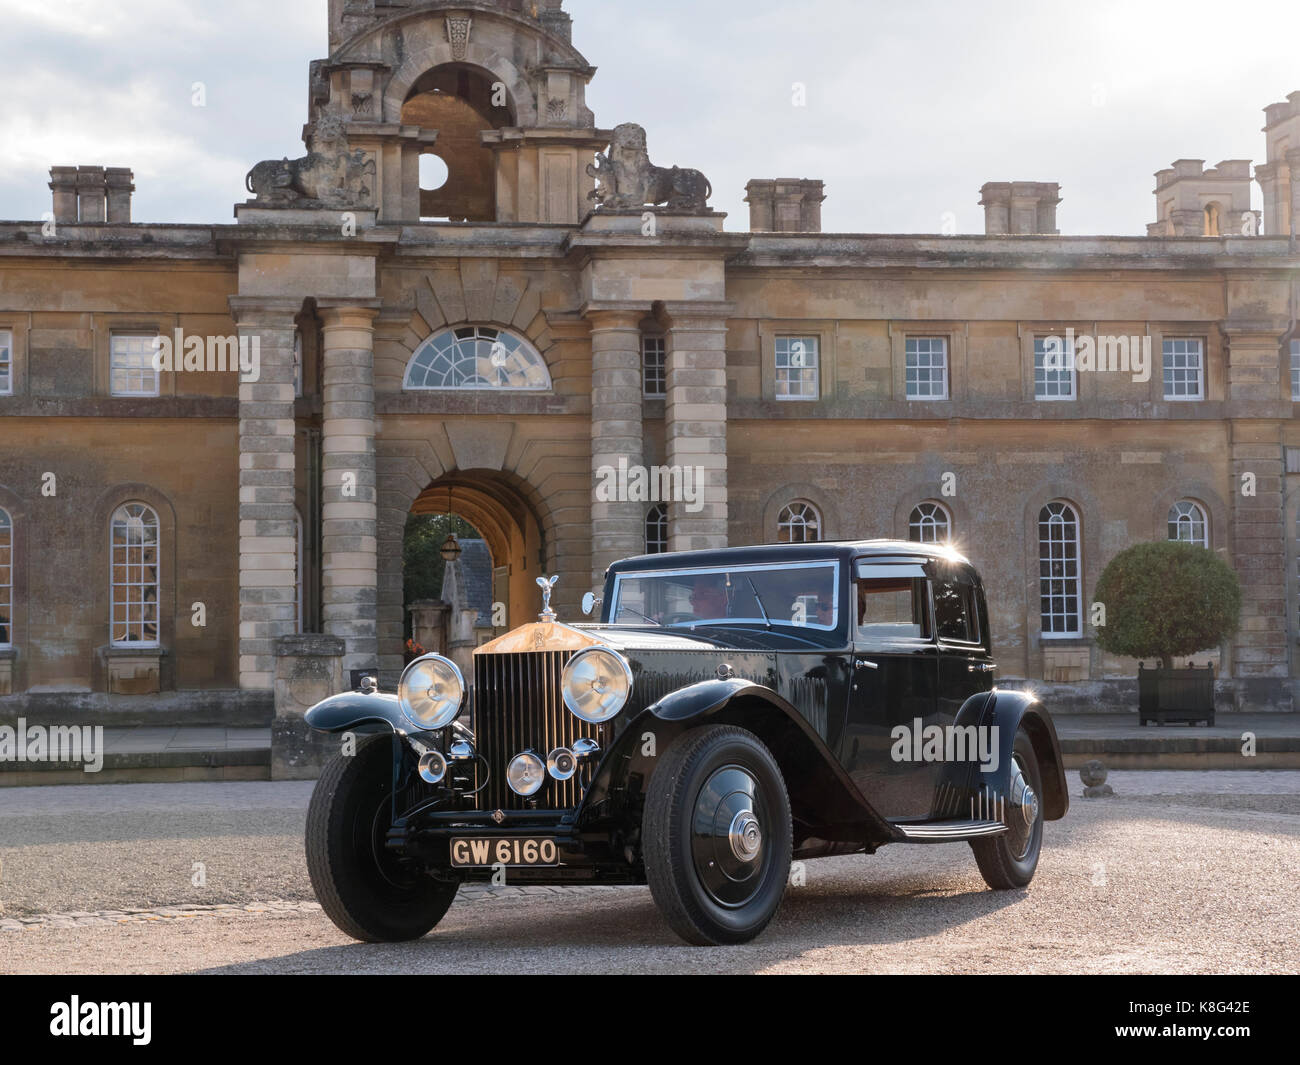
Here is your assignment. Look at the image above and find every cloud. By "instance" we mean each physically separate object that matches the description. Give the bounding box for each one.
[0,0,1295,233]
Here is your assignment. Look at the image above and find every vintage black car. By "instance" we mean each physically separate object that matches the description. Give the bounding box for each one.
[303,540,1068,946]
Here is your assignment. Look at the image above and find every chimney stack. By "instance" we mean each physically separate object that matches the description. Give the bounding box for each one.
[1146,159,1256,237]
[48,165,135,223]
[979,182,1061,235]
[746,179,826,233]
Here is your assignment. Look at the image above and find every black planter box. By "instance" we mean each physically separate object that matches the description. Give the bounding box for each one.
[1137,664,1215,726]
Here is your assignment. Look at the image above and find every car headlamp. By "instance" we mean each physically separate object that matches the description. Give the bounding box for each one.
[398,654,464,732]
[561,647,633,724]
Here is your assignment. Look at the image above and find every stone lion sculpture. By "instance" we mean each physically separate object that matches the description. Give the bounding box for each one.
[245,115,376,209]
[587,123,712,211]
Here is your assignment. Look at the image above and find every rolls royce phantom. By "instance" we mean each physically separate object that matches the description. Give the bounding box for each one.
[303,540,1068,946]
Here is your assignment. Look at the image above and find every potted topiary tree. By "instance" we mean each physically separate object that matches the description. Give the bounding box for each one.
[1093,541,1242,726]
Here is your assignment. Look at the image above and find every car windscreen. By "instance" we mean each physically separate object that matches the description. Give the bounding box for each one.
[610,561,840,630]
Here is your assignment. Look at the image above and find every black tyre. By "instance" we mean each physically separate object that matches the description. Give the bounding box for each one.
[971,728,1044,890]
[306,734,458,942]
[643,725,792,945]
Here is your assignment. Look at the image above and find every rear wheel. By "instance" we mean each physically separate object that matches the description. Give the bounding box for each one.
[971,728,1044,889]
[643,725,792,945]
[306,734,458,942]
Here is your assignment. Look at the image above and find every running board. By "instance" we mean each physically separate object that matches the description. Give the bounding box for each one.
[894,818,1009,843]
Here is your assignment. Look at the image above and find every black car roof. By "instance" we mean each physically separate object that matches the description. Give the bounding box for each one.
[609,539,973,574]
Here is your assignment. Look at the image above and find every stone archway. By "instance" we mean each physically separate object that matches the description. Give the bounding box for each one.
[378,464,559,684]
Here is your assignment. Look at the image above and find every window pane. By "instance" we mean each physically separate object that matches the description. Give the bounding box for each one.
[0,508,10,645]
[110,503,161,645]
[775,336,819,401]
[905,337,948,399]
[645,504,668,554]
[642,336,666,398]
[1033,336,1076,400]
[933,580,975,642]
[1162,338,1203,400]
[908,502,951,544]
[0,330,12,395]
[856,578,929,640]
[1038,501,1081,635]
[778,501,821,543]
[110,334,159,397]
[404,327,552,391]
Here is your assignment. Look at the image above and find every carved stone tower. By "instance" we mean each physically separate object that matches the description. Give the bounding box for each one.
[252,0,606,224]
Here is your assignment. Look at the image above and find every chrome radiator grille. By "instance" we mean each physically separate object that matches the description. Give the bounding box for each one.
[472,650,603,811]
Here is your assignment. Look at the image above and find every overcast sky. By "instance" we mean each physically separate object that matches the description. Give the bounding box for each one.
[1,0,1296,234]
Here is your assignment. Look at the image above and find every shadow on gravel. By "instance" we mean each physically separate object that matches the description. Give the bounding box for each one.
[196,872,1024,975]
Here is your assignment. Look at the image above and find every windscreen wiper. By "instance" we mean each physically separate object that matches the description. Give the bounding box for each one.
[746,576,773,630]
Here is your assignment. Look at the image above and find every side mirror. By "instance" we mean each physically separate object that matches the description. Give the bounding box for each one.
[581,592,602,617]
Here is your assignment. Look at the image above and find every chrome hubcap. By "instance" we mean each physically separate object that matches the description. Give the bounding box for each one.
[729,810,762,862]
[1009,759,1039,827]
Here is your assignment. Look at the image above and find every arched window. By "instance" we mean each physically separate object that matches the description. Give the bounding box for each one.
[778,501,821,543]
[908,502,952,544]
[1038,501,1082,637]
[403,326,551,391]
[645,504,668,554]
[1203,202,1221,237]
[1168,500,1208,548]
[110,503,160,646]
[0,508,11,647]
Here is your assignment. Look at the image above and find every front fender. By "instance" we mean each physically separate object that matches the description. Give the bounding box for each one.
[583,678,898,846]
[951,688,1069,821]
[305,691,407,735]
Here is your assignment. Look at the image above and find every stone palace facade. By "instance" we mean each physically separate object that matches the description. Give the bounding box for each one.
[1,0,1299,728]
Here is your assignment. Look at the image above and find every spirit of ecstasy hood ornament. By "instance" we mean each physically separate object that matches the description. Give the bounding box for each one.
[536,575,559,621]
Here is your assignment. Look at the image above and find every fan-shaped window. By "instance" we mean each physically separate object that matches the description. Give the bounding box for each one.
[0,508,11,647]
[908,502,952,544]
[645,504,668,554]
[778,501,821,543]
[1168,500,1208,548]
[404,326,551,391]
[111,502,160,646]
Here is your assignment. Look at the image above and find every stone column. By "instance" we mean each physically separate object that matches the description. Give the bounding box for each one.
[586,308,646,586]
[230,298,299,691]
[663,304,732,550]
[319,301,381,679]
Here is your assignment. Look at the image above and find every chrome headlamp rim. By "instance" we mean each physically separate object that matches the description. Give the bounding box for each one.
[397,653,465,732]
[561,646,634,724]
[507,751,547,797]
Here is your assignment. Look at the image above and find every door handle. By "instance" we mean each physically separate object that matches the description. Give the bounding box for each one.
[855,659,879,670]
[968,663,996,673]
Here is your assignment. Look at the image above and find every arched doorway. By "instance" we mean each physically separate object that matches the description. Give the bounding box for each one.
[401,472,546,674]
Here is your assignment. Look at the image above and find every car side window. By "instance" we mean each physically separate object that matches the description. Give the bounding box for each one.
[856,577,931,641]
[933,577,980,644]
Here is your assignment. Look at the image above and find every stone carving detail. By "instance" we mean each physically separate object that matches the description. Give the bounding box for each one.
[546,97,567,123]
[446,15,473,61]
[587,123,712,210]
[351,92,372,117]
[245,115,377,208]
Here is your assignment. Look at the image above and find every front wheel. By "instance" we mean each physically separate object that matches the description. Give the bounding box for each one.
[306,734,459,942]
[643,725,792,945]
[970,727,1044,889]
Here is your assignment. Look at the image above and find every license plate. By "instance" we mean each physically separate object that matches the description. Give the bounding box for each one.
[450,837,561,868]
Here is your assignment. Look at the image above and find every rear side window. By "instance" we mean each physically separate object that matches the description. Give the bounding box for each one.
[933,577,980,644]
[856,577,931,640]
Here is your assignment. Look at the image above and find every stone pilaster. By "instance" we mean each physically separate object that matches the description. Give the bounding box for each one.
[586,308,646,585]
[1223,323,1291,704]
[230,297,300,691]
[663,304,732,550]
[1228,422,1288,688]
[320,301,381,677]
